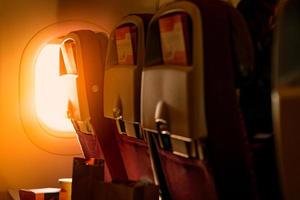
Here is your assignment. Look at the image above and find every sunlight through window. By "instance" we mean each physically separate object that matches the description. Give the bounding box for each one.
[35,44,75,132]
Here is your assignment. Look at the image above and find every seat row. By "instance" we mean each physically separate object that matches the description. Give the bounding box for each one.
[58,0,298,199]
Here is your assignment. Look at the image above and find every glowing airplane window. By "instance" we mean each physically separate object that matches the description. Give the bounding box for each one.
[35,44,75,132]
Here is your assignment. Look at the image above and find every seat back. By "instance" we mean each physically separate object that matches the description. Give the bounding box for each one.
[103,14,154,181]
[60,30,127,181]
[237,1,282,199]
[142,0,257,199]
[143,6,206,156]
[104,14,151,138]
[272,0,300,199]
[237,0,278,136]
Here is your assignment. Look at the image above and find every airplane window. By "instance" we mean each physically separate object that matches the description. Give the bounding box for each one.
[35,44,75,132]
[19,21,103,154]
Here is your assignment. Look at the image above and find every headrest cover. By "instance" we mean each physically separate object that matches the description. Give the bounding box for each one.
[104,15,148,124]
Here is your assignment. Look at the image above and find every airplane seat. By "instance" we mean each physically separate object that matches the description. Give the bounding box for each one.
[272,0,300,199]
[59,30,128,181]
[75,129,103,159]
[236,0,282,199]
[236,0,278,139]
[103,14,154,181]
[156,143,217,200]
[142,0,258,199]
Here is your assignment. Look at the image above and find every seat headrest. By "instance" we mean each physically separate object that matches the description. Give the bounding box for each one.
[104,15,149,124]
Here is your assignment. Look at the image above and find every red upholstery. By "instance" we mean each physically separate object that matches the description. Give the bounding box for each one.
[190,0,258,199]
[76,131,111,181]
[117,134,154,181]
[75,120,128,182]
[143,0,258,199]
[76,131,103,159]
[158,149,218,200]
[92,119,129,181]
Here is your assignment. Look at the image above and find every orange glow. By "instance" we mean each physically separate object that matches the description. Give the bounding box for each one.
[35,44,75,132]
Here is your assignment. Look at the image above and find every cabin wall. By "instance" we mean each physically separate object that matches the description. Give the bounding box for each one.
[0,0,156,199]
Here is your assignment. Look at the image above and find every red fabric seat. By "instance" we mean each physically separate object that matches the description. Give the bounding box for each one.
[142,0,258,199]
[60,30,128,182]
[117,134,154,181]
[158,149,217,200]
[190,1,258,199]
[103,14,154,182]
